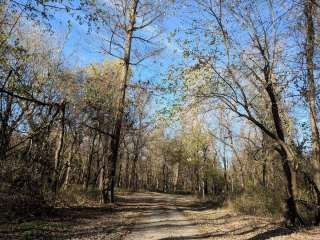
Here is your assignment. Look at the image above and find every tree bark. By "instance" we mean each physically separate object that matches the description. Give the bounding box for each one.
[100,135,109,203]
[265,72,303,225]
[0,95,13,161]
[83,132,97,190]
[304,0,320,224]
[173,162,179,193]
[52,102,65,193]
[104,0,139,203]
[62,135,77,190]
[131,154,138,191]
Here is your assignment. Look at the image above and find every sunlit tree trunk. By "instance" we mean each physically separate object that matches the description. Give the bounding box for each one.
[172,162,179,192]
[304,0,320,224]
[105,0,139,203]
[265,71,303,225]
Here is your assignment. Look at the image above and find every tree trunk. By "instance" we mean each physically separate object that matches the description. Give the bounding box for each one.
[100,135,109,203]
[62,136,76,190]
[262,157,267,188]
[304,0,320,224]
[52,102,65,193]
[0,95,13,161]
[222,156,228,191]
[265,75,303,225]
[62,156,72,190]
[202,146,208,195]
[83,132,97,190]
[173,162,179,193]
[117,162,122,188]
[162,161,167,192]
[125,155,130,189]
[131,155,138,191]
[104,0,139,203]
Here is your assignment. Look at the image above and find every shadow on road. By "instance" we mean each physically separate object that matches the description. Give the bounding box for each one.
[0,192,296,240]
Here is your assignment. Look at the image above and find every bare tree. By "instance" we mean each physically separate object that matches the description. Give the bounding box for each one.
[87,0,172,203]
[304,0,320,223]
[177,0,304,225]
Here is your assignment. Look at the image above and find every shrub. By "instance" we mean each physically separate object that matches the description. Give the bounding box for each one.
[232,188,284,217]
[57,185,101,206]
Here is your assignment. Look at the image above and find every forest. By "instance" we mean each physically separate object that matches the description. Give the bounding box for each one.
[1,0,320,239]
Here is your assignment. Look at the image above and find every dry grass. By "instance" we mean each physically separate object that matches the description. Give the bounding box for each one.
[0,190,140,240]
[184,205,320,239]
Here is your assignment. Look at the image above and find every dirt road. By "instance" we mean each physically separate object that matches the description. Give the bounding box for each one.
[120,192,320,240]
[2,192,320,239]
[122,192,204,240]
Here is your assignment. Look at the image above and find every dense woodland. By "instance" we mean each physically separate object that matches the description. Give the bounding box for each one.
[1,0,320,229]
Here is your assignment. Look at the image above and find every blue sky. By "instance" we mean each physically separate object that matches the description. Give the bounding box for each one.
[45,7,191,139]
[49,4,184,110]
[51,7,183,70]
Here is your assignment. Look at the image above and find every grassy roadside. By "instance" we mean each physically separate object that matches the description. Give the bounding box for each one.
[182,201,320,240]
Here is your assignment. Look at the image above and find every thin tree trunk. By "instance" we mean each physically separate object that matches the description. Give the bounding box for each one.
[125,155,130,189]
[162,161,167,192]
[222,144,229,192]
[131,155,138,191]
[52,102,65,193]
[83,132,97,190]
[202,146,208,195]
[173,162,179,193]
[62,135,76,190]
[63,156,72,190]
[262,157,267,188]
[117,162,122,188]
[100,135,109,203]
